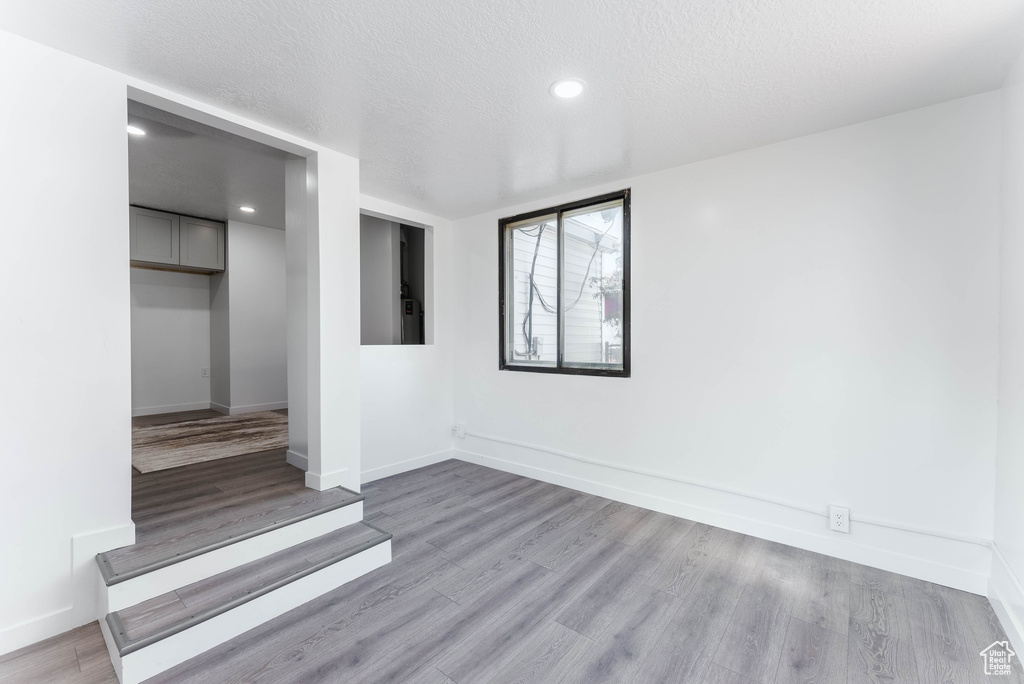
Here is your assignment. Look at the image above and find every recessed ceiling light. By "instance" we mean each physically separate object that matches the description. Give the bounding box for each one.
[239,206,256,213]
[550,79,585,99]
[126,125,146,136]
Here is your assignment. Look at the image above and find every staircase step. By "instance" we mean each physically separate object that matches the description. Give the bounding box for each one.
[101,521,392,684]
[100,486,364,582]
[97,487,365,612]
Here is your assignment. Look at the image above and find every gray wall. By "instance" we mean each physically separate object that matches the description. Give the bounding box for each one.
[130,268,211,415]
[210,221,288,413]
[360,215,401,344]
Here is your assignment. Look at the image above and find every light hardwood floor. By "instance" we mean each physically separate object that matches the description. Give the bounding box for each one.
[1,459,1018,683]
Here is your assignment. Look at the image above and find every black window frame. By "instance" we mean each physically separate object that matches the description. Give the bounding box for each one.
[498,189,631,378]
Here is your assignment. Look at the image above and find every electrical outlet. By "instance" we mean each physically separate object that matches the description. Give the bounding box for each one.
[829,505,850,533]
[456,423,467,439]
[201,367,210,378]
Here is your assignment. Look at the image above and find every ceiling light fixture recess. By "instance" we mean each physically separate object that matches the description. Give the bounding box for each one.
[126,125,146,136]
[239,206,256,213]
[550,79,585,98]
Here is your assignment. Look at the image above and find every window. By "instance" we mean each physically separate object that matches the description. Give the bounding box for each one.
[499,189,630,377]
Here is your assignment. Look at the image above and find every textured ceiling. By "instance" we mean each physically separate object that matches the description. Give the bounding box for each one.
[3,0,1023,219]
[128,102,288,229]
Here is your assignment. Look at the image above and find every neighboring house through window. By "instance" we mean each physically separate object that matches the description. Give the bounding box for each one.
[499,189,630,377]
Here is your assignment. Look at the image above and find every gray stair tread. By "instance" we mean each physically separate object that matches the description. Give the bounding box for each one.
[99,486,364,582]
[111,521,389,649]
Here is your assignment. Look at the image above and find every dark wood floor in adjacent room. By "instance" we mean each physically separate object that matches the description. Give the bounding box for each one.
[1,459,1017,683]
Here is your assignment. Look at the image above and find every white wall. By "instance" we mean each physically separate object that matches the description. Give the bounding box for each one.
[130,269,211,415]
[221,221,287,413]
[452,92,1001,594]
[308,150,363,491]
[0,29,363,654]
[209,268,231,408]
[0,30,134,652]
[359,197,454,482]
[359,215,401,345]
[995,48,1024,651]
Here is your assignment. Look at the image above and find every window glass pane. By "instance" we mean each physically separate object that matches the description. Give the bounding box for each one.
[560,200,624,368]
[506,215,558,366]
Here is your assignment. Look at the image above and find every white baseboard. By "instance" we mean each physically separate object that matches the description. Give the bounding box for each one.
[453,438,992,595]
[286,450,308,471]
[990,544,1024,655]
[227,402,288,415]
[361,449,455,484]
[0,522,136,656]
[131,402,210,417]
[210,402,287,416]
[0,606,74,656]
[305,468,352,491]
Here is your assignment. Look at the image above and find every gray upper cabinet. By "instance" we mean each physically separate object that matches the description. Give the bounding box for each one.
[180,216,225,271]
[130,207,179,266]
[129,206,225,273]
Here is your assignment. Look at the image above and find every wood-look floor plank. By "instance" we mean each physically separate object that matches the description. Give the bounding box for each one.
[847,584,920,684]
[436,539,628,683]
[712,564,793,683]
[451,503,596,572]
[388,493,477,529]
[73,623,115,674]
[773,616,847,684]
[363,472,456,514]
[441,490,583,567]
[426,486,575,553]
[118,591,192,642]
[555,551,656,639]
[960,593,1024,682]
[370,475,488,519]
[486,621,593,684]
[901,577,986,684]
[601,506,663,546]
[469,476,549,512]
[0,629,82,683]
[789,554,850,636]
[714,530,767,568]
[632,557,751,684]
[132,482,303,536]
[404,667,458,684]
[646,523,727,599]
[131,449,286,493]
[850,563,905,597]
[559,585,683,684]
[435,552,541,606]
[528,502,628,572]
[351,561,560,684]
[259,589,461,684]
[704,663,759,683]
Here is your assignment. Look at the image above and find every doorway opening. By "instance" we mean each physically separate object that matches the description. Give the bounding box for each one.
[120,90,329,567]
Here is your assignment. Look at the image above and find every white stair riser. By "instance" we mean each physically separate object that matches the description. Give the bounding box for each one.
[109,539,390,684]
[103,501,363,613]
